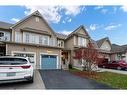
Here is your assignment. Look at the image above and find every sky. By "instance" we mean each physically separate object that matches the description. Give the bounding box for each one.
[0,5,127,45]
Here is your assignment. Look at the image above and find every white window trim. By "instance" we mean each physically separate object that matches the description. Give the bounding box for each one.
[40,53,59,69]
[74,36,76,45]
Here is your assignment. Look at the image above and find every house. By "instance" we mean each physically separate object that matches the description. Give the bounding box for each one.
[111,44,127,62]
[0,11,63,69]
[63,25,91,69]
[0,10,126,70]
[0,10,91,70]
[96,37,112,61]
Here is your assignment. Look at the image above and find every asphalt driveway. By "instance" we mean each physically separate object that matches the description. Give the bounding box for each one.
[39,70,113,89]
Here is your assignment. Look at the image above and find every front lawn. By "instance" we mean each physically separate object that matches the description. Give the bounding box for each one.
[69,68,127,89]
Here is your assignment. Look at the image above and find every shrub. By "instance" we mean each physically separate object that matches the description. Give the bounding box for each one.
[68,64,72,69]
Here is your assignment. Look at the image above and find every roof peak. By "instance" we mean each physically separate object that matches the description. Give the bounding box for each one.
[96,37,109,41]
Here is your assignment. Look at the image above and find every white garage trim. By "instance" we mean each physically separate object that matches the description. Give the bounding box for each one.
[11,51,36,68]
[40,53,59,69]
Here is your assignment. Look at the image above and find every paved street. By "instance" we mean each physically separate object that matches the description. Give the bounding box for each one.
[39,70,113,89]
[0,70,45,90]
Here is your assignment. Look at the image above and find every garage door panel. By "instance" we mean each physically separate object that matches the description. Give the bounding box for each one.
[41,55,57,70]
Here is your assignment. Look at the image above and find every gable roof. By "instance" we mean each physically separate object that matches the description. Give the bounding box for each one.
[96,37,111,48]
[55,32,67,40]
[0,21,13,30]
[65,25,90,40]
[90,39,99,49]
[10,10,57,36]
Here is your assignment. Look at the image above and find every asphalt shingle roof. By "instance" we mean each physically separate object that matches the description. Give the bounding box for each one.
[96,37,109,48]
[90,39,99,49]
[55,32,67,40]
[0,21,13,29]
[111,44,127,53]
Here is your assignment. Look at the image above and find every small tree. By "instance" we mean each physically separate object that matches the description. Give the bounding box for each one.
[74,42,104,71]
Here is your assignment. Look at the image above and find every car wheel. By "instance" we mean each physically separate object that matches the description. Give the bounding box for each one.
[28,76,34,83]
[117,66,121,70]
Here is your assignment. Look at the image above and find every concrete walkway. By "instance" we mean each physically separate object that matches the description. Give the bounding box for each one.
[99,68,127,75]
[39,70,113,89]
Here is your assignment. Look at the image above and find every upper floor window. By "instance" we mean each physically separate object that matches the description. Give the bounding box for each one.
[78,37,86,47]
[39,36,43,44]
[43,36,49,45]
[31,34,36,43]
[57,40,64,47]
[0,32,4,37]
[35,17,39,22]
[15,32,21,42]
[25,33,29,43]
[39,35,49,45]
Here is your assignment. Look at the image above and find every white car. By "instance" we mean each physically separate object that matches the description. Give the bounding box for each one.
[0,56,34,84]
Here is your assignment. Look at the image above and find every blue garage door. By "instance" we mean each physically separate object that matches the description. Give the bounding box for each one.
[41,55,57,69]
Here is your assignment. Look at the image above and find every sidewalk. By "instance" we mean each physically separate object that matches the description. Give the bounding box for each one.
[99,68,127,75]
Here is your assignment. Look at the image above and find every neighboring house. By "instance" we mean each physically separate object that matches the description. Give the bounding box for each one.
[96,37,112,61]
[63,25,91,69]
[111,44,127,62]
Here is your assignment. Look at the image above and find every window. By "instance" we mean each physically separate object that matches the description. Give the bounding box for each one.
[57,40,64,47]
[78,37,86,47]
[31,34,36,43]
[0,58,27,65]
[15,32,21,42]
[25,33,29,43]
[35,17,39,22]
[39,35,49,45]
[0,32,4,37]
[43,36,49,45]
[39,36,43,44]
[61,41,63,47]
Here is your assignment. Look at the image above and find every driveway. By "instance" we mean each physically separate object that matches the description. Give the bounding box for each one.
[0,70,45,90]
[39,70,113,89]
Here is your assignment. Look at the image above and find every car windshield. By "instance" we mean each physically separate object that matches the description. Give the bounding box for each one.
[0,58,27,65]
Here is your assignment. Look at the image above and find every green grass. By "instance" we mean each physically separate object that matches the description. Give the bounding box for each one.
[69,68,127,89]
[95,72,127,89]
